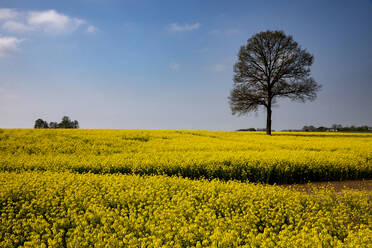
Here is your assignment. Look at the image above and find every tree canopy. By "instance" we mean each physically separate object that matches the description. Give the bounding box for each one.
[34,119,49,129]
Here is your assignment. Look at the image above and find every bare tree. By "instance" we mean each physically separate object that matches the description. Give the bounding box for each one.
[229,30,321,135]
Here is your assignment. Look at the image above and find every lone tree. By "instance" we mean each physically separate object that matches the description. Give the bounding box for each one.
[229,30,321,135]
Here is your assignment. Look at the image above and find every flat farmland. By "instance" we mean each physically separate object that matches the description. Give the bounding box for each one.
[0,129,371,247]
[0,129,371,183]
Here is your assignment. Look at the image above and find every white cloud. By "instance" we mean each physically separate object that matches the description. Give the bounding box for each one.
[0,8,90,34]
[28,10,85,33]
[2,20,34,32]
[169,63,180,71]
[0,36,23,56]
[85,25,98,34]
[167,22,200,32]
[0,8,18,20]
[0,8,95,57]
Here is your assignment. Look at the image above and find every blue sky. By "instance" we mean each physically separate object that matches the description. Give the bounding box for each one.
[0,0,371,130]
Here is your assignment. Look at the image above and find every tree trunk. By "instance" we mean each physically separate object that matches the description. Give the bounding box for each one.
[266,106,272,135]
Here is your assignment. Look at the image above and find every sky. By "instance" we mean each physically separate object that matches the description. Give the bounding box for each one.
[0,0,371,130]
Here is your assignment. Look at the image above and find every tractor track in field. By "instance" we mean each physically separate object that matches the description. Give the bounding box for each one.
[280,179,372,192]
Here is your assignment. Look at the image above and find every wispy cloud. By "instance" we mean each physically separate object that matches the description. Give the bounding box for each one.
[0,36,23,56]
[0,8,19,20]
[209,64,226,72]
[85,25,98,34]
[208,57,234,72]
[208,29,221,35]
[0,8,91,34]
[2,20,33,32]
[169,63,180,71]
[167,22,200,32]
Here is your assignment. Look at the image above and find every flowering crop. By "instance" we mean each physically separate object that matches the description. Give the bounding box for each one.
[0,172,371,247]
[0,129,371,183]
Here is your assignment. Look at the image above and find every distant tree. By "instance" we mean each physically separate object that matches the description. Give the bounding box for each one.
[237,128,256,131]
[58,116,70,128]
[360,125,369,131]
[73,120,79,129]
[316,126,328,132]
[308,125,316,131]
[49,122,58,128]
[302,125,316,131]
[34,119,49,129]
[34,119,43,128]
[229,30,321,135]
[57,116,79,129]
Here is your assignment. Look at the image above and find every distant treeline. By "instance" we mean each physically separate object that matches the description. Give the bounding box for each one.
[34,116,79,129]
[302,124,371,132]
[238,125,371,132]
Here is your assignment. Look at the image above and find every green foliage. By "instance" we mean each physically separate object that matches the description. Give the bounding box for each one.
[0,172,370,247]
[34,119,49,129]
[33,116,79,129]
[58,116,79,129]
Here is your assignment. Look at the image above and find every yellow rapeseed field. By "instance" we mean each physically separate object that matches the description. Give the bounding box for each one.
[0,129,371,247]
[0,129,371,183]
[0,172,371,247]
